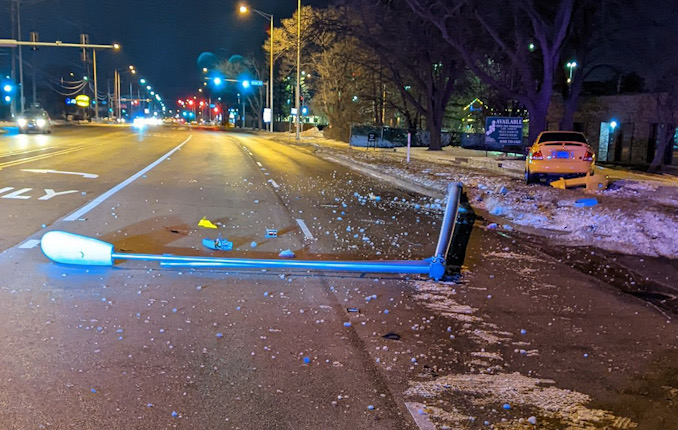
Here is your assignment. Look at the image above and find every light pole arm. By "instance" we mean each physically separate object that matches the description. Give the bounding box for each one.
[250,8,272,20]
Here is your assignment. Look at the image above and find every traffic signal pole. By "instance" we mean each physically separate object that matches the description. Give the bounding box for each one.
[0,38,120,117]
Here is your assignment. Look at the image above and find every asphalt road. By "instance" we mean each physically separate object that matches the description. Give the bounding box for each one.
[0,124,676,429]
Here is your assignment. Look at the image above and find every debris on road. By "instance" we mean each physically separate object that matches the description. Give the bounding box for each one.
[278,249,295,258]
[198,216,218,229]
[202,236,233,251]
[550,171,609,191]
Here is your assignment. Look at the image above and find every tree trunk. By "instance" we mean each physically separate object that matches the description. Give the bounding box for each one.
[648,124,674,172]
[427,106,444,151]
[560,77,583,131]
[527,96,550,145]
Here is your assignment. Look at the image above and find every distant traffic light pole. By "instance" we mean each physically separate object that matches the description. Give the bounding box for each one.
[0,38,120,117]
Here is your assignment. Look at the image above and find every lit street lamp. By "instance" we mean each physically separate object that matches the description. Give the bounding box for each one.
[566,61,578,85]
[239,4,274,133]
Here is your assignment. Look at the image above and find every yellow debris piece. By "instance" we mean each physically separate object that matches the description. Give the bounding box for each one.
[550,171,609,191]
[198,216,218,229]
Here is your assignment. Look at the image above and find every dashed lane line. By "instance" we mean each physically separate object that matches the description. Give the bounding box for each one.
[296,218,315,240]
[18,239,41,249]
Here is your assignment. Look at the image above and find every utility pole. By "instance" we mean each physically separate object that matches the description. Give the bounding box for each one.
[93,49,98,119]
[10,0,17,116]
[295,0,301,140]
[17,0,25,113]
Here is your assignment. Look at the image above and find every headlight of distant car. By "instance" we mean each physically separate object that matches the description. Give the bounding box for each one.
[17,118,27,127]
[36,119,46,127]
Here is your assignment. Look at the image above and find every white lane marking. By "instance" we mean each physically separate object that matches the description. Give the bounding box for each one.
[268,179,279,189]
[0,187,14,195]
[256,162,263,167]
[22,169,99,179]
[63,135,192,222]
[1,188,32,199]
[296,219,315,240]
[19,239,41,249]
[38,189,79,200]
[404,403,436,430]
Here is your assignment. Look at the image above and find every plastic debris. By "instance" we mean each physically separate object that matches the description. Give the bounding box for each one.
[574,197,598,208]
[265,228,278,238]
[198,216,218,229]
[527,416,537,425]
[343,322,352,327]
[278,249,295,258]
[171,411,178,418]
[503,403,511,410]
[487,223,498,230]
[251,241,258,248]
[216,332,224,338]
[367,405,375,410]
[347,307,360,313]
[303,357,311,364]
[90,388,97,393]
[203,236,233,251]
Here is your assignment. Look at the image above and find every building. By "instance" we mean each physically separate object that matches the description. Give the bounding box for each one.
[547,93,678,167]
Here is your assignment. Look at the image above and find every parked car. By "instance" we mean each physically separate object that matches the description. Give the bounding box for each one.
[17,109,52,134]
[525,131,594,184]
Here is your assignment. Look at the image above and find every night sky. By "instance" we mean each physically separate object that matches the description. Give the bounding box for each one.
[1,0,677,102]
[0,0,328,100]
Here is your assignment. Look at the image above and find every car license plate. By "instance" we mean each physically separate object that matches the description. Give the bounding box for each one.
[555,151,570,159]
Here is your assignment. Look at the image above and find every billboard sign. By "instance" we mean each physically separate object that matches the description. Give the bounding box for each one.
[485,116,523,148]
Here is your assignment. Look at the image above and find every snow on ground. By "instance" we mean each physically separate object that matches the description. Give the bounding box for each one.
[292,133,678,259]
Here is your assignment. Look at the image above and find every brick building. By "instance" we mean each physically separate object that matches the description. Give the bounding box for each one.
[547,93,678,166]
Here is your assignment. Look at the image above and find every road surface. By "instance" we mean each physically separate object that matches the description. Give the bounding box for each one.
[0,124,676,429]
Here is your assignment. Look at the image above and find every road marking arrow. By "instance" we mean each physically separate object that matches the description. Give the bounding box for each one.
[22,169,99,179]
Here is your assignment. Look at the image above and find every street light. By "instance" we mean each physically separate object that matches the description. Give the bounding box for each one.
[239,4,274,133]
[566,61,578,85]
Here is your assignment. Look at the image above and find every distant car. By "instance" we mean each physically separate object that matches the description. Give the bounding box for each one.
[17,109,52,134]
[525,131,594,184]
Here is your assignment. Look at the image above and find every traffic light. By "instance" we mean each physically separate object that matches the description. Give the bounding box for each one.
[2,80,14,104]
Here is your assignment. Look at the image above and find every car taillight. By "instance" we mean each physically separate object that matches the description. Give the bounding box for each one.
[531,150,543,160]
[583,151,594,161]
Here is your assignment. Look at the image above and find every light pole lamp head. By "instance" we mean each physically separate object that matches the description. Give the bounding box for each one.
[239,5,248,13]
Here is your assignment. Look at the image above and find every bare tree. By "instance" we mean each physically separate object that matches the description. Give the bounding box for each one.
[342,0,464,150]
[407,0,587,144]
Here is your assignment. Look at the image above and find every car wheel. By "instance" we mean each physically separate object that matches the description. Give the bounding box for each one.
[525,168,535,185]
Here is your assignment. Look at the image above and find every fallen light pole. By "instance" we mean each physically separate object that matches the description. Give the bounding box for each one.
[41,183,462,281]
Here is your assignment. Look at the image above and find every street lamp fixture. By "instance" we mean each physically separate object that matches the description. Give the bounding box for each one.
[566,61,578,84]
[239,3,275,133]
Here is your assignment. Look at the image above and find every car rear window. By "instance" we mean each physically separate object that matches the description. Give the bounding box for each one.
[537,132,587,144]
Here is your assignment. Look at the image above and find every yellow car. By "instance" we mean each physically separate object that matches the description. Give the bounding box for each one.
[525,131,595,184]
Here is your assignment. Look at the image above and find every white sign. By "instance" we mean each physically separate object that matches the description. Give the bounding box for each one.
[263,108,272,123]
[291,108,298,116]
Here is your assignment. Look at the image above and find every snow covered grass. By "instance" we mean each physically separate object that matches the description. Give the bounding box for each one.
[300,135,678,259]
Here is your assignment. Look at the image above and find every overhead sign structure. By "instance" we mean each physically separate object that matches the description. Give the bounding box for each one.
[75,94,90,107]
[485,116,523,149]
